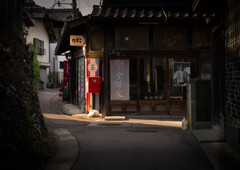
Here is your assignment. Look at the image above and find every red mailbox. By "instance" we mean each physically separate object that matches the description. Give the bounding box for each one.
[87,76,101,93]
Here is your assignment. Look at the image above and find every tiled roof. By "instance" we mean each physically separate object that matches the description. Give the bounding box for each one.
[47,9,82,22]
[30,11,47,19]
[91,5,215,20]
[23,11,34,27]
[47,10,73,22]
[24,2,81,22]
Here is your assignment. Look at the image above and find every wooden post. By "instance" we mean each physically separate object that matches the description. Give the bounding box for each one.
[72,0,77,19]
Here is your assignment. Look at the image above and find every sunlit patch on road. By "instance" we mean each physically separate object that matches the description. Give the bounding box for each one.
[43,112,182,128]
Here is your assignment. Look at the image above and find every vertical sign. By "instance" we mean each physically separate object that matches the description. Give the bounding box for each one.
[63,60,69,87]
[87,59,98,77]
[110,59,130,100]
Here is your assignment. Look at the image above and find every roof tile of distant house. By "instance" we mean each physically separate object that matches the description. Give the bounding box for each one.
[47,9,82,22]
[24,3,56,42]
[24,2,81,22]
[91,5,215,20]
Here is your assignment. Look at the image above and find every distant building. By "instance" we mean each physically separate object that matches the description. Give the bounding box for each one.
[56,0,215,114]
[24,1,56,87]
[55,0,240,154]
[47,8,82,87]
[24,1,82,88]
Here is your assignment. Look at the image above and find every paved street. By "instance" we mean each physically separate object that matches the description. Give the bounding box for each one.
[38,89,214,170]
[38,89,60,113]
[71,126,214,170]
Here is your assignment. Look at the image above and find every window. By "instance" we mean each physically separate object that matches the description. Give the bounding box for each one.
[34,38,45,55]
[60,61,64,69]
[140,58,166,100]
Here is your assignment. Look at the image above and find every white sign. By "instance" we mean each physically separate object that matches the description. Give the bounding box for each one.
[88,59,98,77]
[110,59,130,101]
[70,35,85,46]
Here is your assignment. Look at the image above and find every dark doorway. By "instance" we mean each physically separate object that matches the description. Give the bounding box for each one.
[212,27,225,127]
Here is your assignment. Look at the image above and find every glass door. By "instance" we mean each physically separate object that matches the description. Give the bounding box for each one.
[139,58,167,113]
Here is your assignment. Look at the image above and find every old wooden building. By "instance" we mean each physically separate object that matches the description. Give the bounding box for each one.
[56,0,216,116]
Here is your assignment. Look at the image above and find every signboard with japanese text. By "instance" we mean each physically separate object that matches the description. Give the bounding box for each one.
[70,35,85,46]
[87,59,98,77]
[110,59,130,101]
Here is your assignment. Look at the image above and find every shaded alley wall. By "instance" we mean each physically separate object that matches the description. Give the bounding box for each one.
[225,0,240,152]
[0,0,45,168]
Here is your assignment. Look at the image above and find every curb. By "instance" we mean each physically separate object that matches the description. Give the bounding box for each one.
[45,128,79,170]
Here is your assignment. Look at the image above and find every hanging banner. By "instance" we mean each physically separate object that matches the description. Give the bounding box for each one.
[110,59,130,101]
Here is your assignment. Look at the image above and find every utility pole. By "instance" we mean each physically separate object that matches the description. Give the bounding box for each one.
[72,0,77,19]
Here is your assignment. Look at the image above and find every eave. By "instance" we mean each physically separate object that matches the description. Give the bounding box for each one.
[55,16,91,55]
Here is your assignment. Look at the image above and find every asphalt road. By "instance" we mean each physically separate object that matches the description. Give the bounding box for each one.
[38,89,214,170]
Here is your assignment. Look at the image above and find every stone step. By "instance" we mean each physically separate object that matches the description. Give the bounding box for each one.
[105,116,126,121]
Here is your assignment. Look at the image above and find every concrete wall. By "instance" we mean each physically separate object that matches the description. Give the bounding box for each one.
[56,55,66,85]
[50,43,56,72]
[50,43,66,86]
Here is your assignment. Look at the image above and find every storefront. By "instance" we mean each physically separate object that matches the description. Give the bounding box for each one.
[55,1,213,116]
[109,55,198,115]
[70,50,102,113]
[105,23,210,115]
[86,58,101,112]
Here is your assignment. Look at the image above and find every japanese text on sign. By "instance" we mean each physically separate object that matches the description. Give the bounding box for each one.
[70,35,85,46]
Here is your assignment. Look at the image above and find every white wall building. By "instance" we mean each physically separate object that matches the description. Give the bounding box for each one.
[26,19,49,87]
[50,43,66,86]
[24,6,56,87]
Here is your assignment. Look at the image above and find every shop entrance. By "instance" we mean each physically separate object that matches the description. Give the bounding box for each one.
[109,56,198,115]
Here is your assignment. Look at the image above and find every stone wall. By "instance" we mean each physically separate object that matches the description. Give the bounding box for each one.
[225,57,240,152]
[225,0,240,152]
[0,0,46,168]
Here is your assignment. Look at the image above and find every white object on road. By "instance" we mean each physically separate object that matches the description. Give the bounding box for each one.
[88,109,100,117]
[182,117,188,130]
